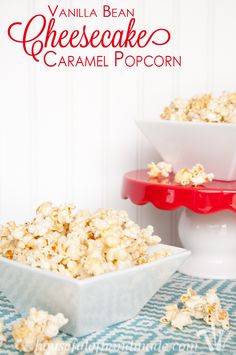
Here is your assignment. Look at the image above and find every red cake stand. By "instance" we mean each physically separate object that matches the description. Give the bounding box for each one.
[122,170,236,279]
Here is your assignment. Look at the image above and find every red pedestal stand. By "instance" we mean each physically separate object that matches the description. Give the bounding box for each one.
[122,170,236,279]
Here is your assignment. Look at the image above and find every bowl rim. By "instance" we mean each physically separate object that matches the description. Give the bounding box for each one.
[136,119,236,128]
[0,244,190,285]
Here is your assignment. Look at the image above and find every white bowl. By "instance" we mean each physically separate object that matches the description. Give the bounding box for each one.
[136,120,236,181]
[0,244,190,337]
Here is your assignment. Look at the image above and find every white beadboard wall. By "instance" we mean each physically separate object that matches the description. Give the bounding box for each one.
[0,0,236,245]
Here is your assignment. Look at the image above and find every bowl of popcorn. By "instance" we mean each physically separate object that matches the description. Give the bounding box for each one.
[137,91,236,181]
[0,202,190,337]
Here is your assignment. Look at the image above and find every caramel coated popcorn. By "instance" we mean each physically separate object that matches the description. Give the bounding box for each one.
[147,162,214,187]
[161,91,236,123]
[0,203,169,279]
[161,288,230,331]
[174,164,214,186]
[147,161,172,179]
[12,308,68,354]
[0,321,6,347]
[160,304,192,330]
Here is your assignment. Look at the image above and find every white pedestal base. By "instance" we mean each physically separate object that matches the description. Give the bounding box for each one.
[178,209,236,279]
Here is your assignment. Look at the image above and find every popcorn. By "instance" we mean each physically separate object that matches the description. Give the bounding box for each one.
[160,304,179,324]
[148,161,172,179]
[161,91,236,123]
[0,321,6,347]
[174,168,193,186]
[202,289,230,330]
[36,202,53,218]
[147,162,214,187]
[147,250,171,263]
[57,204,76,224]
[12,308,68,354]
[181,288,205,319]
[171,309,192,330]
[84,257,104,276]
[161,288,230,331]
[160,305,192,330]
[174,164,214,186]
[0,203,169,280]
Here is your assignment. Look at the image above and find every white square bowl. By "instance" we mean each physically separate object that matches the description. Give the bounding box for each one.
[0,244,190,337]
[136,120,236,181]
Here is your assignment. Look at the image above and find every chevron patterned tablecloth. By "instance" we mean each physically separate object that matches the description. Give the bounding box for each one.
[0,272,235,355]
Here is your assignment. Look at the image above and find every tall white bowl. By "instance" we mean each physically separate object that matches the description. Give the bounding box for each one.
[0,244,190,337]
[136,120,236,181]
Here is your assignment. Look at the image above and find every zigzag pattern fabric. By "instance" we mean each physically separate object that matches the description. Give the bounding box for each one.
[0,272,235,354]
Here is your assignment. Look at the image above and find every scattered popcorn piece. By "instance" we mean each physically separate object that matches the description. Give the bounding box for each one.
[171,309,192,330]
[0,203,169,280]
[191,164,214,186]
[174,168,193,186]
[12,308,68,353]
[161,288,230,331]
[161,91,236,123]
[0,321,6,347]
[181,288,204,319]
[160,304,179,324]
[203,289,230,330]
[148,161,172,179]
[175,164,214,186]
[205,288,220,307]
[160,304,192,330]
